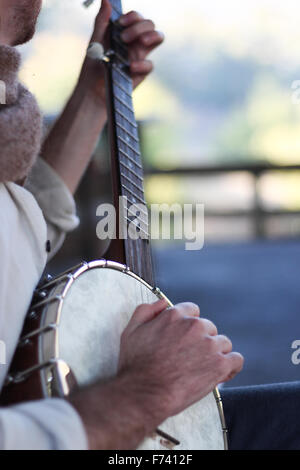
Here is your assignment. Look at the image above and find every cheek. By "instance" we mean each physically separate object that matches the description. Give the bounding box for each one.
[20,0,42,12]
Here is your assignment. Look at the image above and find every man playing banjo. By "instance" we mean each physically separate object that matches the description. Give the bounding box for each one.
[0,0,298,451]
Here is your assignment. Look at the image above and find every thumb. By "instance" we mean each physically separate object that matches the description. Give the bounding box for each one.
[126,299,169,333]
[90,0,112,43]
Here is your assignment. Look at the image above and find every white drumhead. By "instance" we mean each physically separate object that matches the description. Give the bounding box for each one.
[58,266,225,450]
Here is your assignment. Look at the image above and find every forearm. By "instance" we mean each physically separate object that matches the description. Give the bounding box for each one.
[41,81,107,195]
[68,373,164,450]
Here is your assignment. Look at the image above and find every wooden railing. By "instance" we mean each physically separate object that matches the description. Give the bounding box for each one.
[145,162,300,238]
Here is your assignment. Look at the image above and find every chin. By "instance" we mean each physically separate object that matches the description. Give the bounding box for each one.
[13,26,36,46]
[12,0,42,45]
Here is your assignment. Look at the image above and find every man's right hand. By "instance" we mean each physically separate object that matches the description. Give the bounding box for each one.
[119,299,244,422]
[69,299,243,450]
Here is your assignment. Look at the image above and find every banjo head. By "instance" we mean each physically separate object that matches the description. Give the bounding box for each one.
[37,260,226,450]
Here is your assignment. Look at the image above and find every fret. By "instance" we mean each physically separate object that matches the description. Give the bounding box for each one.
[125,217,149,239]
[118,138,139,158]
[114,88,132,109]
[114,51,130,68]
[118,135,140,155]
[112,63,132,84]
[121,183,146,205]
[121,172,145,194]
[118,141,140,160]
[112,68,132,94]
[118,148,142,169]
[127,207,149,227]
[116,121,139,142]
[115,108,138,128]
[120,161,143,181]
[114,94,135,114]
[111,35,128,58]
[107,3,155,286]
[113,79,132,99]
[127,215,149,234]
[125,196,149,217]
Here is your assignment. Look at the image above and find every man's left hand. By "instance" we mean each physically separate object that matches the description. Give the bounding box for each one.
[78,0,164,104]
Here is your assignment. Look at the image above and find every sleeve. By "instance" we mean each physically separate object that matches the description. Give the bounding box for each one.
[0,398,88,450]
[25,157,80,259]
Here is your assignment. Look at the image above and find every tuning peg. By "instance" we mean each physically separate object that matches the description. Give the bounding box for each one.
[87,42,113,63]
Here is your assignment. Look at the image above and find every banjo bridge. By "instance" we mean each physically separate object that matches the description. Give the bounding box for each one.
[155,429,180,449]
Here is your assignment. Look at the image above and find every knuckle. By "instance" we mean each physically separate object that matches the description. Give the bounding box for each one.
[129,11,144,21]
[186,302,200,316]
[236,353,245,370]
[214,352,227,374]
[147,61,154,71]
[203,334,216,352]
[146,19,155,29]
[207,320,218,336]
[221,335,233,350]
[188,317,204,334]
[134,303,148,314]
[165,307,181,323]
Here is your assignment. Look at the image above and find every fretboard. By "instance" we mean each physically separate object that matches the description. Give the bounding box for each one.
[106,0,154,286]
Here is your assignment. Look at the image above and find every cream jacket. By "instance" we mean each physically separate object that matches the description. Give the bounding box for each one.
[0,158,88,450]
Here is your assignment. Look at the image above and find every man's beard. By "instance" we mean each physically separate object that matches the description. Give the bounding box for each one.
[10,0,42,46]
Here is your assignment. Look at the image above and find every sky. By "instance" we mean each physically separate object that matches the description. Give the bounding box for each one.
[15,0,300,211]
[39,0,300,68]
[18,0,300,166]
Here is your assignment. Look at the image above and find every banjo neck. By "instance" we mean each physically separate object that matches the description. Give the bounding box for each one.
[105,0,155,286]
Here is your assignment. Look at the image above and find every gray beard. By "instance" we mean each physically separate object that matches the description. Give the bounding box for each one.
[0,45,42,183]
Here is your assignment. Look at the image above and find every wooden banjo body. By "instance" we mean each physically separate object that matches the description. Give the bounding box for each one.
[0,0,228,450]
[1,260,227,450]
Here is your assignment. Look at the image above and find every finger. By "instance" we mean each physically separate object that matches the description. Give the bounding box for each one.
[121,20,156,44]
[199,318,218,336]
[90,0,112,43]
[130,60,153,76]
[175,302,201,318]
[127,299,169,333]
[140,31,165,49]
[222,352,244,383]
[214,335,232,354]
[119,11,144,27]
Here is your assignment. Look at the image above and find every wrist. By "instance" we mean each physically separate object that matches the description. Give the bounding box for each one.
[68,371,168,450]
[76,59,108,110]
[115,370,168,431]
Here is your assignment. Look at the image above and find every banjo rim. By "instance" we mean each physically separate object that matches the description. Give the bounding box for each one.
[5,259,228,450]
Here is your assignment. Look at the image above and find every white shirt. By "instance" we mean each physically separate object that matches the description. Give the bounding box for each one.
[0,158,88,450]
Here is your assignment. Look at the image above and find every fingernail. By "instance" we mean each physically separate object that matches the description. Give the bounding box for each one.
[119,15,127,26]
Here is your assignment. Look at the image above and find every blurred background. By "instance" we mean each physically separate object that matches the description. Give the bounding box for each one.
[19,0,300,387]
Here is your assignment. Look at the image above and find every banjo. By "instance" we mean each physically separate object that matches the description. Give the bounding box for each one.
[0,0,228,450]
